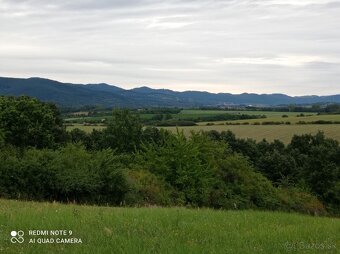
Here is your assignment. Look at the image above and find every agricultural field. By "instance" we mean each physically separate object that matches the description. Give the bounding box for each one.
[165,124,340,143]
[66,124,106,132]
[65,109,340,143]
[0,199,339,254]
[178,109,312,117]
[64,109,314,124]
[66,123,340,144]
[198,113,340,125]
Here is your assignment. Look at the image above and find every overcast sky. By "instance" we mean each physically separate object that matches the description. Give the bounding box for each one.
[1,0,340,95]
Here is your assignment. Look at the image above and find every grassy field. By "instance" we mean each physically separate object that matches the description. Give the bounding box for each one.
[165,124,340,143]
[64,109,340,144]
[64,110,334,126]
[198,114,340,125]
[64,110,317,123]
[179,109,313,117]
[65,124,340,143]
[66,124,106,132]
[0,199,339,254]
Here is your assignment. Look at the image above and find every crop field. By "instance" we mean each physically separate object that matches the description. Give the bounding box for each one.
[165,124,340,143]
[0,199,339,254]
[179,109,313,117]
[64,110,340,125]
[64,110,340,143]
[66,123,340,144]
[66,124,106,132]
[198,114,340,125]
[64,109,313,123]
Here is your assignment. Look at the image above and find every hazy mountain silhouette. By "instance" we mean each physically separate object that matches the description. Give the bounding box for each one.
[1,76,340,107]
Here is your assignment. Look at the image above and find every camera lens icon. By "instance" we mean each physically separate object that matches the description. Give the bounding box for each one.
[10,230,24,244]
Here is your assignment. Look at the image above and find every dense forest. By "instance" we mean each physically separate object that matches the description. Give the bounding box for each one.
[0,96,339,216]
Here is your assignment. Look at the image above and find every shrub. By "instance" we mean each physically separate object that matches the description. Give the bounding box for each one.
[125,170,177,206]
[138,131,216,206]
[0,96,66,148]
[0,129,4,147]
[278,187,326,215]
[217,155,280,210]
[0,145,129,205]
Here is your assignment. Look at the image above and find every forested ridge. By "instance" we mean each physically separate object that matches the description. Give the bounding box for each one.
[2,77,340,107]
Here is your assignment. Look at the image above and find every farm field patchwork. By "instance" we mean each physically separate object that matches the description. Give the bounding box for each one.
[66,123,340,144]
[0,199,339,254]
[66,124,106,132]
[178,109,314,117]
[64,110,316,124]
[64,110,340,143]
[164,124,340,143]
[64,110,313,124]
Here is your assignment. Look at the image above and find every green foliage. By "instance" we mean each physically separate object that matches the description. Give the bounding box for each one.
[0,144,129,205]
[0,128,4,147]
[102,109,142,152]
[257,150,297,184]
[0,96,66,148]
[216,155,280,210]
[138,131,217,206]
[1,96,339,215]
[137,130,287,212]
[69,128,89,144]
[278,187,326,215]
[141,127,171,146]
[288,133,340,211]
[208,130,340,214]
[125,170,176,206]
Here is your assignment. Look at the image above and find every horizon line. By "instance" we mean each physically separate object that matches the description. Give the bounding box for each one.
[2,75,340,98]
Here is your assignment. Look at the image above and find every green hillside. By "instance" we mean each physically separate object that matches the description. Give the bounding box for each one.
[0,199,338,254]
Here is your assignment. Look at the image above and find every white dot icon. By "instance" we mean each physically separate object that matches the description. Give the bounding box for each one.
[11,231,17,237]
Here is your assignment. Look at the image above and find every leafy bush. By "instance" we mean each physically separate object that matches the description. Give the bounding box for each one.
[216,155,280,210]
[278,187,326,215]
[138,131,216,206]
[125,170,177,206]
[0,96,66,148]
[0,144,129,205]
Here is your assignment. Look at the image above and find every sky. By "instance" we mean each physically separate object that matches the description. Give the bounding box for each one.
[0,0,340,95]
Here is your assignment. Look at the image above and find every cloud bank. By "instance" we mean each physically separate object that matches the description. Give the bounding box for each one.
[1,0,340,95]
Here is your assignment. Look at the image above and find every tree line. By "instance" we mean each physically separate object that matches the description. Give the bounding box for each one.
[0,96,339,215]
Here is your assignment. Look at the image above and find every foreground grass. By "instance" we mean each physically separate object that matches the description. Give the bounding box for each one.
[0,200,339,253]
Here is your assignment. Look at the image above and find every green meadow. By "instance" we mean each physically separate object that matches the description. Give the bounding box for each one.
[0,199,339,254]
[64,109,340,144]
[165,124,340,143]
[66,123,340,144]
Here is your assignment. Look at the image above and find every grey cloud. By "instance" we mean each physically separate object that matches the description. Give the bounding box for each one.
[1,0,340,95]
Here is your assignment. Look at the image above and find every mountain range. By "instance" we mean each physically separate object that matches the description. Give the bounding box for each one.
[1,76,340,108]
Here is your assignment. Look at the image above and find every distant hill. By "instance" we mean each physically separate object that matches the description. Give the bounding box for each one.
[1,76,340,107]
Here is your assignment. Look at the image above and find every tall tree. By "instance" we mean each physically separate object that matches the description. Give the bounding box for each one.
[102,109,142,152]
[0,96,66,148]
